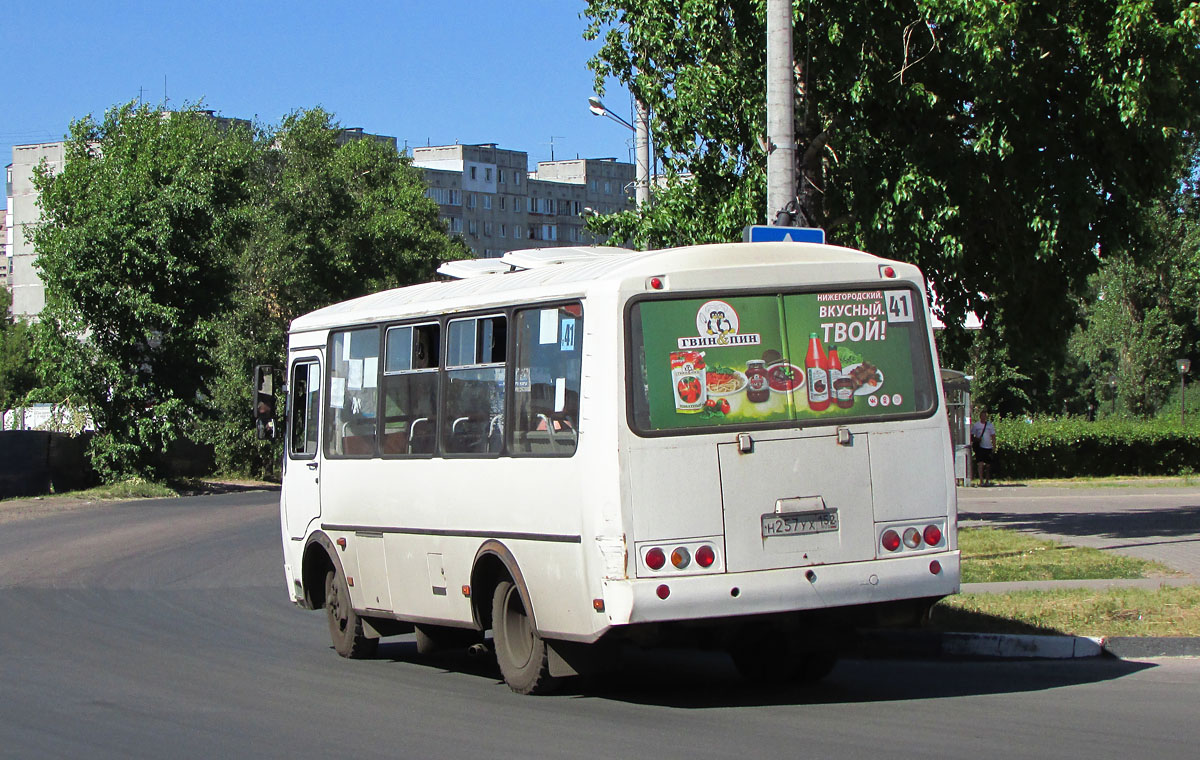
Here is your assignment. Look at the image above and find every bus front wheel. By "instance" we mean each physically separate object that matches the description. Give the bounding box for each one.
[324,568,378,659]
[491,580,557,695]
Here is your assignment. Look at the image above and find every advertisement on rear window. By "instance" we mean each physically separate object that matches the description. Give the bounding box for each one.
[634,289,928,431]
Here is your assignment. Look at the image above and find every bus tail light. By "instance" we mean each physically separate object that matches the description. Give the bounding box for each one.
[902,527,922,549]
[656,584,670,599]
[671,547,691,569]
[930,560,942,575]
[923,525,943,546]
[881,530,901,552]
[645,547,666,570]
[696,545,716,568]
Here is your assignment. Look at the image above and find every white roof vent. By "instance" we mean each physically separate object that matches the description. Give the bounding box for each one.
[436,259,515,279]
[499,246,630,270]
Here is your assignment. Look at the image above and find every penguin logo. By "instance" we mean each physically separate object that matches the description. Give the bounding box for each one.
[696,301,739,344]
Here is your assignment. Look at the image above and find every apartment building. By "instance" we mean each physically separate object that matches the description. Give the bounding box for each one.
[411,144,635,258]
[1,206,9,296]
[7,142,64,318]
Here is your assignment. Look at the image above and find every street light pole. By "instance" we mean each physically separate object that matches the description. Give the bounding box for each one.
[588,95,651,209]
[1178,358,1191,425]
[766,0,796,225]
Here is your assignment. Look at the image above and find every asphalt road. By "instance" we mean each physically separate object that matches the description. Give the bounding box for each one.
[959,484,1200,576]
[2,491,1199,759]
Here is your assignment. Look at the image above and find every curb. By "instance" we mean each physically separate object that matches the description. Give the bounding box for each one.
[859,630,1200,660]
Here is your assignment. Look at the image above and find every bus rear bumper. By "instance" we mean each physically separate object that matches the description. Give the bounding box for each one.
[601,551,960,628]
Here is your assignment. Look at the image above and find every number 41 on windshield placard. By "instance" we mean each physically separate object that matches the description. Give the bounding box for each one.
[885,291,915,324]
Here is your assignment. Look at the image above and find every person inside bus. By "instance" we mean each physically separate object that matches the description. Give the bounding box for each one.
[970,408,997,486]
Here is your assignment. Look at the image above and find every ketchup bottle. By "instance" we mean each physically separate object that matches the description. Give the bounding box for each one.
[805,333,830,411]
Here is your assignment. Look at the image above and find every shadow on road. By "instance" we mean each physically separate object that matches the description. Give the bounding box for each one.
[369,637,1154,707]
[961,505,1200,541]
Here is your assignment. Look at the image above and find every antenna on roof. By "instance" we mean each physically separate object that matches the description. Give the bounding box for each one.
[544,136,565,162]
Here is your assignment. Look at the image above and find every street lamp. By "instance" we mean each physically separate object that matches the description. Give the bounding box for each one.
[1177,358,1191,425]
[587,96,634,130]
[588,95,651,208]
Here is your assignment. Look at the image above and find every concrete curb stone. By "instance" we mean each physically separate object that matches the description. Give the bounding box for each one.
[859,630,1200,660]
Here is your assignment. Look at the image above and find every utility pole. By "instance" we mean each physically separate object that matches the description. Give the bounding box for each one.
[635,98,651,208]
[766,0,796,225]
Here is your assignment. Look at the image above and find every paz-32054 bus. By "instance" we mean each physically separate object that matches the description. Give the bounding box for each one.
[275,241,958,693]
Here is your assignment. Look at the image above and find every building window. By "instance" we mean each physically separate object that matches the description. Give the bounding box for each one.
[485,167,493,181]
[452,217,463,233]
[499,196,506,211]
[542,224,557,241]
[470,166,477,180]
[483,195,492,210]
[484,222,493,236]
[605,181,611,194]
[498,169,505,184]
[500,224,507,238]
[514,173,521,187]
[468,193,477,209]
[469,220,478,237]
[514,225,523,239]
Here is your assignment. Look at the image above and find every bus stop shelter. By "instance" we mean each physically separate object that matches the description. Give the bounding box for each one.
[941,369,972,485]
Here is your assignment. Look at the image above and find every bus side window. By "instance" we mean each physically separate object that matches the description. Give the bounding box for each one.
[443,315,506,455]
[383,323,440,455]
[326,327,380,458]
[510,303,582,456]
[289,360,320,457]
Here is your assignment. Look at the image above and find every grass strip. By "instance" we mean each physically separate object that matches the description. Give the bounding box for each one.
[933,587,1200,638]
[68,478,178,500]
[959,526,1177,583]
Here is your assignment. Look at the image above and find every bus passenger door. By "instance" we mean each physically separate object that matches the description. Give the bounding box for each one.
[283,352,323,540]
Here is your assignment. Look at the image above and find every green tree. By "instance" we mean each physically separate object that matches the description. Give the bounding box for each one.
[204,109,468,477]
[1068,149,1200,417]
[0,288,38,417]
[584,0,1200,413]
[31,103,467,481]
[31,103,257,479]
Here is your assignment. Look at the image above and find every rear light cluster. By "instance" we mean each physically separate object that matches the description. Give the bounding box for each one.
[879,522,945,555]
[640,541,719,575]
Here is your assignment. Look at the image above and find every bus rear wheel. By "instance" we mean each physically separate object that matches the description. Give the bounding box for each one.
[491,580,557,695]
[324,568,378,659]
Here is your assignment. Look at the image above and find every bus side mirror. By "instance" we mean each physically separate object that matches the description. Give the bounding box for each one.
[254,364,277,440]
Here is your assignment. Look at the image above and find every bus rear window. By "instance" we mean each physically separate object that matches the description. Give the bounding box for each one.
[629,288,937,433]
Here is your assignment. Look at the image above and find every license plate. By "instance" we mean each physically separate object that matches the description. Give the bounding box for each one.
[761,509,840,538]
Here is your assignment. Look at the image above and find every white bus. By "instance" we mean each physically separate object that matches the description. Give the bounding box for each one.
[276,241,959,694]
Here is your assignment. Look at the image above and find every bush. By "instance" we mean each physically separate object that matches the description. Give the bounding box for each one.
[992,416,1200,479]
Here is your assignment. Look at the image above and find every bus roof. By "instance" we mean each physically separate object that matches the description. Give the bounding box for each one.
[289,242,896,333]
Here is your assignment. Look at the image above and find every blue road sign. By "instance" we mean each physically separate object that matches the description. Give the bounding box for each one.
[742,225,826,244]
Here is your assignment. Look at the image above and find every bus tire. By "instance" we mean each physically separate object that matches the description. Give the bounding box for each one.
[491,580,557,695]
[325,568,378,659]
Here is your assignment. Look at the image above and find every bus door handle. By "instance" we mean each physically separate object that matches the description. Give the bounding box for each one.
[306,462,319,470]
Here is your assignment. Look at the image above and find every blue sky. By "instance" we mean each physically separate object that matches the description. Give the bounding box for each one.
[2,0,633,173]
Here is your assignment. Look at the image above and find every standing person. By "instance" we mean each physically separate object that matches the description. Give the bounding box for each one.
[970,408,997,486]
